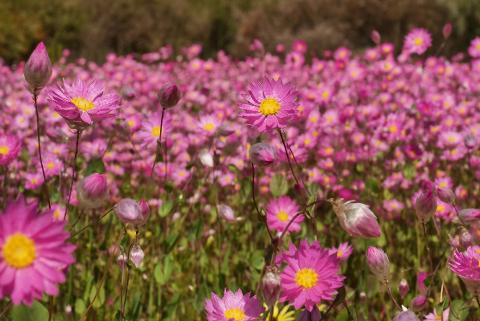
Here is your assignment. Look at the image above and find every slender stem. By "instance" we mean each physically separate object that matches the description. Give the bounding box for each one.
[422,220,434,271]
[277,128,303,191]
[71,207,114,238]
[47,297,54,321]
[476,295,480,309]
[121,231,137,319]
[251,163,274,243]
[151,107,166,176]
[64,130,81,221]
[33,93,51,209]
[385,280,401,310]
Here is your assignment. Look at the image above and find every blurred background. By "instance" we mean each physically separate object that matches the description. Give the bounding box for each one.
[1,0,480,63]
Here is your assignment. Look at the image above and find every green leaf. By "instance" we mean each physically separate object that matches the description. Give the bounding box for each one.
[250,250,264,271]
[449,300,470,321]
[74,298,86,315]
[270,174,289,197]
[335,309,349,321]
[11,301,49,321]
[403,163,416,180]
[89,284,106,309]
[85,158,105,175]
[159,200,174,218]
[154,263,163,284]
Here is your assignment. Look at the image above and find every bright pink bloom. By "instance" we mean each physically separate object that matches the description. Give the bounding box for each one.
[136,112,171,147]
[0,197,75,305]
[468,37,480,58]
[279,241,344,311]
[266,196,303,234]
[0,135,21,166]
[328,242,353,262]
[424,308,449,321]
[240,77,298,132]
[48,79,120,128]
[449,245,480,294]
[403,28,432,55]
[204,289,264,321]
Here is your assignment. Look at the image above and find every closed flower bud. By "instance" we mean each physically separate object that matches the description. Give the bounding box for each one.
[442,23,452,39]
[158,84,180,108]
[459,208,480,223]
[331,199,382,238]
[296,306,321,321]
[437,187,455,204]
[366,246,390,281]
[76,173,108,209]
[217,204,236,222]
[249,143,277,166]
[411,294,427,311]
[199,150,214,167]
[130,244,144,268]
[371,30,381,45]
[115,198,147,226]
[261,268,281,307]
[399,279,409,298]
[394,310,420,321]
[414,180,437,222]
[24,42,52,94]
[464,134,477,149]
[138,199,150,223]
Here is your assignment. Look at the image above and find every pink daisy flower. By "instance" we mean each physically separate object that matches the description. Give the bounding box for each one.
[266,196,303,234]
[136,112,171,148]
[328,242,353,262]
[403,28,432,55]
[468,37,480,58]
[449,245,480,294]
[0,135,20,166]
[198,115,221,136]
[0,197,75,305]
[280,241,345,311]
[424,308,449,321]
[48,79,120,128]
[240,77,298,132]
[204,289,264,321]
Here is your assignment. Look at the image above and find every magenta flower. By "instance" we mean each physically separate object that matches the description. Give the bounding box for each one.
[266,196,303,234]
[403,28,432,55]
[204,289,264,321]
[279,241,344,311]
[0,197,75,305]
[0,135,21,166]
[328,242,353,262]
[468,37,480,58]
[424,308,449,321]
[48,79,120,128]
[449,245,480,294]
[240,77,297,132]
[76,173,108,209]
[24,42,52,94]
[136,112,171,147]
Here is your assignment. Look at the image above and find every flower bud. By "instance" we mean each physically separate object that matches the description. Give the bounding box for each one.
[394,310,420,321]
[24,42,52,94]
[411,294,427,311]
[138,199,150,223]
[130,244,144,268]
[115,198,147,226]
[331,199,382,238]
[437,187,455,204]
[158,84,180,108]
[366,246,390,281]
[199,150,214,167]
[76,173,108,209]
[459,208,480,223]
[399,279,409,298]
[371,30,381,45]
[217,204,236,222]
[296,306,321,321]
[442,23,452,39]
[464,134,477,149]
[261,268,281,307]
[414,180,437,222]
[249,143,277,166]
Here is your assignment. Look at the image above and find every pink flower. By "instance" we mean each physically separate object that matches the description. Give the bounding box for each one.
[403,28,432,55]
[468,37,480,58]
[331,199,382,238]
[0,135,21,166]
[424,308,449,321]
[279,240,344,311]
[328,242,353,262]
[414,180,437,222]
[48,79,120,128]
[24,42,52,94]
[240,77,298,132]
[204,289,264,321]
[76,173,109,209]
[366,246,390,281]
[136,112,171,147]
[0,197,75,305]
[449,245,480,294]
[266,196,303,234]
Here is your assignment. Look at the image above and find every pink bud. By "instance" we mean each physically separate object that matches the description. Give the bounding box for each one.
[332,200,382,238]
[411,294,427,311]
[459,208,480,223]
[217,204,236,222]
[414,180,437,222]
[158,84,181,108]
[115,198,147,226]
[437,187,455,204]
[138,199,150,223]
[297,306,321,321]
[464,134,477,149]
[261,268,281,307]
[442,23,452,39]
[130,244,144,268]
[371,30,381,45]
[24,42,52,94]
[249,143,277,166]
[399,279,409,298]
[394,310,420,321]
[76,173,108,209]
[366,246,390,281]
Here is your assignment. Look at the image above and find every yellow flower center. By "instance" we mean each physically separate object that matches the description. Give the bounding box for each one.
[2,233,36,268]
[276,210,289,222]
[127,120,135,128]
[0,146,9,156]
[47,162,55,170]
[259,97,281,116]
[295,268,318,289]
[388,125,398,134]
[414,37,424,46]
[203,122,216,132]
[224,308,245,321]
[53,209,62,220]
[71,97,95,112]
[151,126,162,138]
[337,250,343,258]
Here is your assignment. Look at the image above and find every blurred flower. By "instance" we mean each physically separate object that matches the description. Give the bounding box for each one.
[115,198,148,226]
[468,37,480,58]
[328,242,353,263]
[296,305,321,321]
[0,135,21,166]
[0,197,75,305]
[217,204,236,222]
[394,310,420,321]
[411,294,427,311]
[414,180,437,222]
[266,196,303,234]
[424,308,449,321]
[399,279,409,298]
[249,143,277,166]
[331,199,382,238]
[76,173,108,209]
[404,28,432,55]
[130,244,144,268]
[262,268,281,307]
[265,304,294,321]
[24,42,52,94]
[449,245,480,294]
[204,289,263,321]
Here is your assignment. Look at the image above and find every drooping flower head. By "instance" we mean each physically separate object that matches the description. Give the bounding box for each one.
[448,245,480,294]
[403,28,432,55]
[48,79,120,128]
[0,197,75,305]
[240,77,298,132]
[331,199,382,238]
[204,289,264,321]
[266,196,303,234]
[0,135,21,166]
[279,240,345,311]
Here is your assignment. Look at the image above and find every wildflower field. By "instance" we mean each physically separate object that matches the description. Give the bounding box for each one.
[2,27,480,321]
